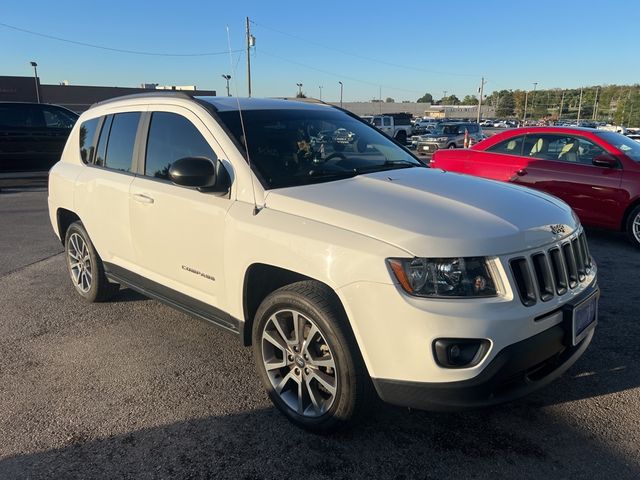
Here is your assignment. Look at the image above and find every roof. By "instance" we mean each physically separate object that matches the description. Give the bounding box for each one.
[195,96,332,112]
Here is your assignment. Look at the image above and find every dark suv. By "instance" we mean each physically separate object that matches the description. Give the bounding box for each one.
[415,122,483,156]
[0,102,78,187]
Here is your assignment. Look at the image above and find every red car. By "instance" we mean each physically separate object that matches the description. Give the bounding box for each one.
[431,127,640,248]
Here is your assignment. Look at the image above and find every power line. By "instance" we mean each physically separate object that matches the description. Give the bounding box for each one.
[258,49,423,95]
[251,20,479,78]
[0,21,242,57]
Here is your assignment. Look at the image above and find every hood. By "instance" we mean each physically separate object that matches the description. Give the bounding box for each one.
[264,168,578,257]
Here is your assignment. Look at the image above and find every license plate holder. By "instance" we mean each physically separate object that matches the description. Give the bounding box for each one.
[566,291,598,346]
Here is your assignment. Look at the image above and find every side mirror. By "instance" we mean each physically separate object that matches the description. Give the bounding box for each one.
[169,157,230,193]
[592,154,618,168]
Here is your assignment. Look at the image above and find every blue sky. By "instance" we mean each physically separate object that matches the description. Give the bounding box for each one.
[2,0,638,102]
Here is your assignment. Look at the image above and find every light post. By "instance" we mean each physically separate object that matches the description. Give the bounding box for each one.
[338,81,343,108]
[30,61,40,103]
[319,85,322,101]
[531,82,538,120]
[296,83,303,97]
[221,74,231,97]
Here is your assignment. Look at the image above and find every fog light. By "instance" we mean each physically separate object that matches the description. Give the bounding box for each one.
[434,339,490,368]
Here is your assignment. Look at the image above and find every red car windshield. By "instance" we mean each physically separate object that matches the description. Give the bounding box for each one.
[596,131,640,162]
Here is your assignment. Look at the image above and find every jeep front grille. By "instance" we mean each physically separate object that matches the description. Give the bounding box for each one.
[509,231,592,306]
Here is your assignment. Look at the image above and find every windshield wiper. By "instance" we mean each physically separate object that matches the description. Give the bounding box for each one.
[307,168,359,179]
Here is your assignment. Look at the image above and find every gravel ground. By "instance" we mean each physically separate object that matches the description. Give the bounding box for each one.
[0,188,639,480]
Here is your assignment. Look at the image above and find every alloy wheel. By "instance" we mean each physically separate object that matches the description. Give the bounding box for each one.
[67,232,92,293]
[634,212,640,243]
[261,309,337,417]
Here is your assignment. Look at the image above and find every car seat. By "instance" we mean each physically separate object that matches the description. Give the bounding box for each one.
[558,141,579,162]
[529,138,549,157]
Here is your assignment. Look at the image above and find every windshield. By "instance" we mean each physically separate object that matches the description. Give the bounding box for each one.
[596,131,640,162]
[217,108,424,189]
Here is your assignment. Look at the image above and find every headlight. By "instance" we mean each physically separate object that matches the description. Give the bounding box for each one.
[387,257,498,298]
[436,137,448,142]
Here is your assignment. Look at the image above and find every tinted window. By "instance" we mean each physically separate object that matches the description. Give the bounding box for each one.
[94,115,113,167]
[43,107,77,129]
[79,118,100,164]
[372,117,381,126]
[0,104,45,128]
[103,112,140,172]
[145,112,216,180]
[487,136,524,155]
[383,117,392,127]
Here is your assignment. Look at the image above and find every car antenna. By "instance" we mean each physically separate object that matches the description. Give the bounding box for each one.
[227,25,261,215]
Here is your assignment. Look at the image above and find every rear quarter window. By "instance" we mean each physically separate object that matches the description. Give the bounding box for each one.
[79,118,100,164]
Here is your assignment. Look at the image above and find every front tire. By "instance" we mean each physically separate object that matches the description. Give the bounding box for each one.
[252,281,372,432]
[626,205,640,249]
[395,131,407,144]
[448,143,456,149]
[65,222,119,302]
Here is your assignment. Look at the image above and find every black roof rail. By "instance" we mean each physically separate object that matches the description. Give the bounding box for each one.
[90,91,197,108]
[272,96,331,106]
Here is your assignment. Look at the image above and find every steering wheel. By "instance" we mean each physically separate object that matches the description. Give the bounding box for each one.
[322,152,347,164]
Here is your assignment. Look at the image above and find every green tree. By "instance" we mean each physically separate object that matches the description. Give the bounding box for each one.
[461,95,477,105]
[417,92,433,103]
[385,97,395,103]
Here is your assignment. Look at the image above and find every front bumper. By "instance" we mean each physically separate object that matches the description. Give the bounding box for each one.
[372,306,595,410]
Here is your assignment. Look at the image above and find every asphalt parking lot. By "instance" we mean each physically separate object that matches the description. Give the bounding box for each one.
[0,186,639,479]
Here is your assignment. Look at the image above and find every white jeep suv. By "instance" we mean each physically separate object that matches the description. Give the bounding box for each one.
[48,93,599,431]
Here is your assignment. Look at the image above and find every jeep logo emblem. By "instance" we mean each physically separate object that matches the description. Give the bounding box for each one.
[550,224,566,235]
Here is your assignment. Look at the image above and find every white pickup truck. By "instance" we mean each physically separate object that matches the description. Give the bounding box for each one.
[370,114,413,144]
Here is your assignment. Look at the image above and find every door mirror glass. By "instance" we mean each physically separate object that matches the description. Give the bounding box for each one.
[592,154,618,168]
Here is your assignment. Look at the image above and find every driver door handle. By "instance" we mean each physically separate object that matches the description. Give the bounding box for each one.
[132,193,154,204]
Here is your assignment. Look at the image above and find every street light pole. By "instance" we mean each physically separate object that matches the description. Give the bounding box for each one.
[30,61,40,103]
[531,82,538,121]
[577,87,583,123]
[221,74,231,97]
[319,85,322,101]
[558,90,565,121]
[338,81,343,108]
[476,77,486,123]
[296,83,303,97]
[523,90,529,124]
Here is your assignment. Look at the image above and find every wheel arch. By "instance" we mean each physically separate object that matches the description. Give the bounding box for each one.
[56,208,82,245]
[621,197,640,231]
[241,263,349,347]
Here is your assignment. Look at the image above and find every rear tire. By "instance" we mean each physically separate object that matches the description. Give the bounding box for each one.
[625,205,640,249]
[65,221,119,302]
[448,143,456,149]
[252,281,373,432]
[395,131,407,144]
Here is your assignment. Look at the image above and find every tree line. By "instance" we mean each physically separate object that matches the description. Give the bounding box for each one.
[417,84,640,125]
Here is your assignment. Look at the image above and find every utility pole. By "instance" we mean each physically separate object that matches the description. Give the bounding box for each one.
[379,86,382,114]
[592,86,599,120]
[558,90,565,121]
[319,85,322,101]
[338,81,343,108]
[523,90,529,123]
[476,77,486,123]
[531,82,538,120]
[577,87,583,122]
[246,17,255,97]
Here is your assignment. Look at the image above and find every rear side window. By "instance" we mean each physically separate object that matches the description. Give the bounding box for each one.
[43,107,76,129]
[145,112,216,180]
[96,112,140,172]
[0,104,45,128]
[487,136,524,155]
[79,118,100,164]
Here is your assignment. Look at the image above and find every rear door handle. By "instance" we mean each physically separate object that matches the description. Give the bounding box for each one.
[132,193,154,204]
